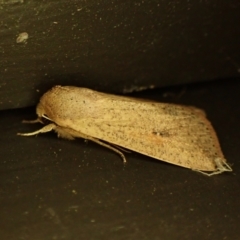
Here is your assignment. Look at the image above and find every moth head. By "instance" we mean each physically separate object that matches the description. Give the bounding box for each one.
[36,102,53,123]
[35,85,72,124]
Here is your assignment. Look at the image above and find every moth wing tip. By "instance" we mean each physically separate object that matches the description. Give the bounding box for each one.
[214,157,233,172]
[193,158,232,176]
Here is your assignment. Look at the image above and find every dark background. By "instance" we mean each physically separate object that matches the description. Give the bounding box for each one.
[0,0,240,110]
[1,80,239,240]
[0,0,240,239]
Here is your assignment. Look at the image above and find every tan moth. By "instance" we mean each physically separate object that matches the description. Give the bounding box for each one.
[18,85,232,176]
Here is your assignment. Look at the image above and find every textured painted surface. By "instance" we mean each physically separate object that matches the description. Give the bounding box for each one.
[0,0,240,110]
[1,80,239,239]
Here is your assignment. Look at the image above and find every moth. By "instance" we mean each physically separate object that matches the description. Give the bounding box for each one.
[18,85,232,176]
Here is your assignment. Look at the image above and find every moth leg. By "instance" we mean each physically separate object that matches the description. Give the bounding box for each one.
[17,123,56,136]
[110,143,131,153]
[54,127,127,163]
[194,158,232,176]
[89,138,127,163]
[22,118,43,124]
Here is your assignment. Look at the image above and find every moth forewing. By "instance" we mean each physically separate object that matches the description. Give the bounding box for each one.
[75,102,225,171]
[18,85,232,176]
